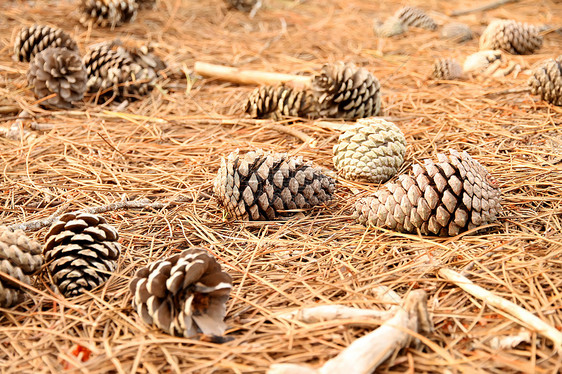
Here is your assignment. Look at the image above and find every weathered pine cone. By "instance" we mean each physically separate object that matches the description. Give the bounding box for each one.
[312,62,382,119]
[431,58,463,80]
[27,47,88,108]
[0,227,43,308]
[245,86,316,119]
[394,6,437,31]
[129,247,232,338]
[43,213,120,297]
[117,44,166,73]
[479,19,542,55]
[214,149,336,220]
[528,56,562,106]
[440,22,473,43]
[14,24,79,63]
[463,50,503,74]
[374,16,407,38]
[354,150,501,236]
[79,0,138,28]
[225,0,261,12]
[83,45,156,100]
[333,118,406,183]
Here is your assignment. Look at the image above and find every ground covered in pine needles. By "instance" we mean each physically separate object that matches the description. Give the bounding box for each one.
[1,0,562,373]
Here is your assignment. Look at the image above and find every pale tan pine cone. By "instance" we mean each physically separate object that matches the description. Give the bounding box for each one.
[245,85,316,119]
[354,150,501,236]
[13,24,79,63]
[440,22,473,43]
[528,56,562,106]
[431,58,463,80]
[479,19,542,55]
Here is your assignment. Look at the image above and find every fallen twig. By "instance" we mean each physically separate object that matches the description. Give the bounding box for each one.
[264,123,316,147]
[450,0,520,17]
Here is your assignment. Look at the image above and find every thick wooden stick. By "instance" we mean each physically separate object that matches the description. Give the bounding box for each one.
[194,61,312,87]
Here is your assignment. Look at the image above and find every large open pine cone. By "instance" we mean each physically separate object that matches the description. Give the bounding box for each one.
[245,85,316,119]
[27,47,87,108]
[79,0,138,28]
[431,58,463,80]
[333,118,406,183]
[14,25,79,63]
[312,62,381,119]
[129,247,232,337]
[480,20,542,55]
[0,227,43,308]
[528,56,562,106]
[354,150,501,236]
[214,149,336,220]
[394,6,437,31]
[43,213,120,297]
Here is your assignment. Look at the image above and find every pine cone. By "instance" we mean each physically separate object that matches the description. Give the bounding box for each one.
[480,20,542,55]
[213,149,336,220]
[374,16,407,38]
[129,247,232,337]
[354,150,501,236]
[528,56,562,106]
[43,212,120,297]
[312,62,382,119]
[225,0,261,13]
[136,0,156,9]
[394,6,437,31]
[0,227,43,308]
[13,25,79,63]
[333,118,406,183]
[463,50,503,74]
[27,47,87,108]
[440,22,473,43]
[83,45,156,100]
[431,58,463,80]
[245,86,316,119]
[79,0,138,28]
[117,44,166,72]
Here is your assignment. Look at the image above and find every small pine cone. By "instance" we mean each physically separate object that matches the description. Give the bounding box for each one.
[354,150,501,236]
[394,6,437,31]
[528,56,562,106]
[214,149,336,220]
[312,62,382,120]
[463,50,503,74]
[440,23,473,43]
[225,0,261,13]
[13,25,79,63]
[333,118,406,183]
[0,227,43,308]
[43,213,120,297]
[431,58,463,80]
[245,86,316,119]
[79,0,138,28]
[117,44,166,72]
[83,45,155,100]
[129,247,232,337]
[479,19,542,55]
[27,47,87,108]
[374,16,407,38]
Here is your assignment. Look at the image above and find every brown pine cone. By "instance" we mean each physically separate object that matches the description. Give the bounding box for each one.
[43,212,120,297]
[27,47,87,108]
[480,20,542,55]
[354,150,501,236]
[245,85,316,119]
[312,62,382,119]
[129,247,232,337]
[79,0,138,28]
[214,149,336,220]
[136,0,156,9]
[528,56,562,106]
[0,227,43,308]
[394,6,437,31]
[431,58,463,80]
[13,25,79,63]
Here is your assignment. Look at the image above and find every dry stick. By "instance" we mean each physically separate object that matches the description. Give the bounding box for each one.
[264,123,316,147]
[438,268,562,353]
[194,61,312,87]
[450,0,520,17]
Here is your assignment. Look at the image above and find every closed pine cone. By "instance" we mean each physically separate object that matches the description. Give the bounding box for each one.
[528,56,562,106]
[43,212,120,297]
[225,0,261,12]
[0,227,43,308]
[79,0,138,28]
[83,45,156,100]
[431,58,463,80]
[354,150,501,236]
[245,85,316,119]
[333,118,406,183]
[312,62,382,119]
[129,247,232,337]
[27,47,87,108]
[394,6,437,31]
[13,24,79,63]
[479,19,542,55]
[214,149,336,220]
